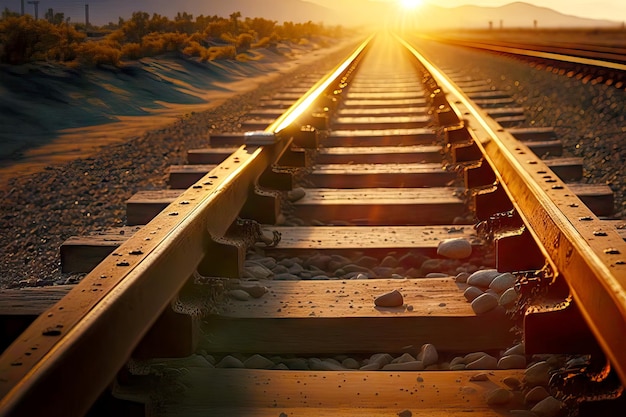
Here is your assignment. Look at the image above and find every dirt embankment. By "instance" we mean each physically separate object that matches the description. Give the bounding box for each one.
[0,42,335,187]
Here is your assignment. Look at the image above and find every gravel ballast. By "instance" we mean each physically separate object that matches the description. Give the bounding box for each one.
[1,36,624,288]
[416,38,626,220]
[0,45,353,288]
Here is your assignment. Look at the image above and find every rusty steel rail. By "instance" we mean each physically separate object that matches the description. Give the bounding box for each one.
[0,37,373,417]
[399,35,626,385]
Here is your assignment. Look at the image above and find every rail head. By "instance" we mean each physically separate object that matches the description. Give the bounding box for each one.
[0,36,373,417]
[398,35,626,385]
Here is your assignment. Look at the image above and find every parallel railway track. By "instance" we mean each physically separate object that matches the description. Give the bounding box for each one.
[425,32,626,87]
[1,33,626,416]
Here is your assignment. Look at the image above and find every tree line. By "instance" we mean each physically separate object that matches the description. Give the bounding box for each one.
[0,9,345,66]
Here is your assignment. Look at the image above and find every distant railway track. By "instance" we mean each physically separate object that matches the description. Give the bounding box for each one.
[426,33,626,87]
[1,32,625,416]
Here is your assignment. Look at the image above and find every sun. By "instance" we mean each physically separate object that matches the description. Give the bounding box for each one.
[398,0,424,10]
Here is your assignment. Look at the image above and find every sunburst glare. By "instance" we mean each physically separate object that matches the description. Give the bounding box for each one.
[399,0,424,10]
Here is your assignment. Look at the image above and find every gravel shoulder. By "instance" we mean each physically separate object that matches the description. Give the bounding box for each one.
[415,38,626,220]
[0,40,358,288]
[2,35,624,288]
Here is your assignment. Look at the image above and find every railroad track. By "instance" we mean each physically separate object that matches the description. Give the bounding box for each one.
[1,32,626,416]
[424,32,626,88]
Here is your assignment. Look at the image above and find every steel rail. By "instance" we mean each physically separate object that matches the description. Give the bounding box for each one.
[399,35,626,385]
[0,37,373,417]
[422,35,626,73]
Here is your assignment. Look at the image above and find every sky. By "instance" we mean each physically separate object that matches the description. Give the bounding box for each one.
[311,0,626,24]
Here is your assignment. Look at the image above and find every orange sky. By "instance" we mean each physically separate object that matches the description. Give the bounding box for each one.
[311,0,626,23]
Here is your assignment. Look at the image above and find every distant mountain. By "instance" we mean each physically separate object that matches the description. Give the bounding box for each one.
[0,0,620,28]
[426,2,621,29]
[317,1,622,28]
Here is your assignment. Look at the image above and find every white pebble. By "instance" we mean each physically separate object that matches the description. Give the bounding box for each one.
[531,396,564,417]
[489,272,517,293]
[499,287,519,307]
[464,286,483,302]
[471,293,499,315]
[359,362,381,370]
[449,364,466,370]
[437,238,472,259]
[497,354,526,369]
[467,269,500,288]
[417,343,438,367]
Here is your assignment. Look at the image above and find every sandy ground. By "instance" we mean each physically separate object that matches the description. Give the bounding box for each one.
[0,41,345,188]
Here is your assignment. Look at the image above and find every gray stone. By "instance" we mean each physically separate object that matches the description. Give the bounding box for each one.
[525,361,551,387]
[498,354,526,369]
[382,361,424,371]
[489,272,517,293]
[437,238,472,259]
[244,354,274,369]
[464,286,483,302]
[466,354,497,370]
[467,269,500,288]
[374,289,404,307]
[417,343,438,367]
[525,386,550,403]
[471,293,499,314]
[486,388,513,405]
[216,355,244,368]
[531,396,564,417]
